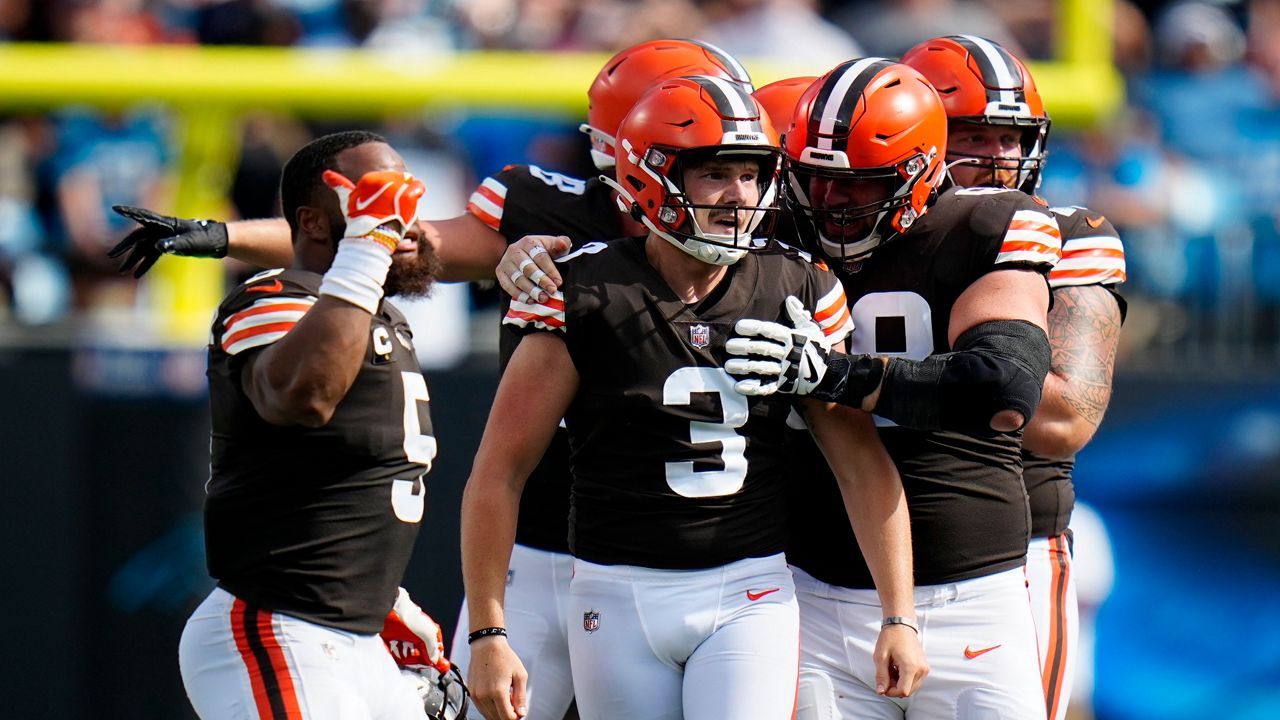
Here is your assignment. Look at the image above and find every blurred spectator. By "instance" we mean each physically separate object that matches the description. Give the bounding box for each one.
[1065,502,1116,720]
[831,0,1021,60]
[0,116,69,325]
[350,0,461,54]
[195,0,302,46]
[47,108,172,313]
[1134,1,1262,163]
[607,0,708,50]
[1113,0,1155,78]
[983,0,1054,60]
[59,0,168,44]
[1247,0,1280,98]
[696,0,863,75]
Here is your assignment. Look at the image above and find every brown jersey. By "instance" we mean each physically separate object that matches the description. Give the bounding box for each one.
[205,269,434,633]
[1022,205,1127,537]
[788,186,1062,587]
[466,164,624,552]
[506,238,853,569]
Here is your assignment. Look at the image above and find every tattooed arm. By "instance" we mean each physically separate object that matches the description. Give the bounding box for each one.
[1022,284,1124,458]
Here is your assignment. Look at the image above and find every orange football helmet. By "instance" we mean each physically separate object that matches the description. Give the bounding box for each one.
[901,35,1050,192]
[605,75,782,266]
[582,39,754,171]
[752,76,818,133]
[784,58,947,264]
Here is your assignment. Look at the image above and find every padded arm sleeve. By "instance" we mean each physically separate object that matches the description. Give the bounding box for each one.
[872,319,1052,433]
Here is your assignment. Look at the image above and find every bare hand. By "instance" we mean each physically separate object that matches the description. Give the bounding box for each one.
[874,624,929,698]
[496,235,571,303]
[467,637,529,720]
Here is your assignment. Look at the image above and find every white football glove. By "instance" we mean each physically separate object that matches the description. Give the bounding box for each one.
[725,295,832,396]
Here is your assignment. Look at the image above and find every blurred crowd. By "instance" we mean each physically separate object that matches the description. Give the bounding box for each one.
[0,0,1276,371]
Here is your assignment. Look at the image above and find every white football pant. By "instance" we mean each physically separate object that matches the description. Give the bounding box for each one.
[793,565,1045,720]
[179,587,425,720]
[1026,534,1078,720]
[451,544,575,719]
[567,553,799,720]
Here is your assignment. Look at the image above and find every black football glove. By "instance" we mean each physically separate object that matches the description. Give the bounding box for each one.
[107,205,229,278]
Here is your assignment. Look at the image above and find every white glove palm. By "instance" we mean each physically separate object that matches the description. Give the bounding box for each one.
[726,295,832,396]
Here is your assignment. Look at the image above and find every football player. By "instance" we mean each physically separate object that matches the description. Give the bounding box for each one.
[723,60,1061,719]
[496,75,817,294]
[902,35,1126,720]
[110,39,753,720]
[461,77,924,720]
[751,75,819,128]
[179,131,440,719]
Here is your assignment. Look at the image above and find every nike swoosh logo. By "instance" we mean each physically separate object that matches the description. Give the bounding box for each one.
[746,588,781,601]
[964,644,1002,659]
[1085,215,1106,229]
[354,181,395,211]
[247,280,283,293]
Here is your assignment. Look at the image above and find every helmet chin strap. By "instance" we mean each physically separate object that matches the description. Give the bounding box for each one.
[589,148,616,173]
[600,173,750,266]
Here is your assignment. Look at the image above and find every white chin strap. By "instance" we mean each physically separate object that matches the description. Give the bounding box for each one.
[819,230,881,262]
[589,148,615,173]
[600,172,752,267]
[580,123,617,172]
[667,234,748,266]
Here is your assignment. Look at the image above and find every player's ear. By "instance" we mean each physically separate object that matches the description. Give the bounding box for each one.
[295,205,335,249]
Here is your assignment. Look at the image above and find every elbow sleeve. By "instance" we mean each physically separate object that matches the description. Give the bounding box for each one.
[874,319,1051,433]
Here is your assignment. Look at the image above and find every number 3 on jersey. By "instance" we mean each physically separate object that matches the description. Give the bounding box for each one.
[662,367,748,498]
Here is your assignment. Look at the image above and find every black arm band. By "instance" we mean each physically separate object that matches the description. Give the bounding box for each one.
[810,351,885,407]
[467,626,508,644]
[873,319,1051,433]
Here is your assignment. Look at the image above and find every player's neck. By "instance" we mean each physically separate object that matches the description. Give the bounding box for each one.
[645,234,728,304]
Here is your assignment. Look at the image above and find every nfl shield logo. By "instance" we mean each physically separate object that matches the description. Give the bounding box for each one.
[583,610,601,634]
[689,324,711,349]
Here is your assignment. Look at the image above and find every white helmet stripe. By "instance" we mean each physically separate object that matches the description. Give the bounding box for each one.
[955,34,1018,105]
[688,39,753,89]
[816,57,886,151]
[693,75,760,135]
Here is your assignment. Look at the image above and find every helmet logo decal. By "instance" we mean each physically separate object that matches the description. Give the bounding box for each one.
[690,324,712,349]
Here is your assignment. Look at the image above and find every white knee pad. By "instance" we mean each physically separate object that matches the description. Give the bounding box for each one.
[796,669,840,720]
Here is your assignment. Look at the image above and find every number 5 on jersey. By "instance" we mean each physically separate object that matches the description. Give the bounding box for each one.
[392,371,435,523]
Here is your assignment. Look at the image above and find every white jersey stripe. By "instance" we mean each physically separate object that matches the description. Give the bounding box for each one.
[1061,235,1124,253]
[504,291,566,331]
[467,191,503,222]
[224,309,310,335]
[996,249,1061,265]
[225,330,288,356]
[479,177,507,200]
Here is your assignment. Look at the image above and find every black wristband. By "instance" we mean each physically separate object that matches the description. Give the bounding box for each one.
[811,351,885,408]
[467,626,508,644]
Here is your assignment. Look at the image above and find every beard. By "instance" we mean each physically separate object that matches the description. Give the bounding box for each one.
[385,241,442,299]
